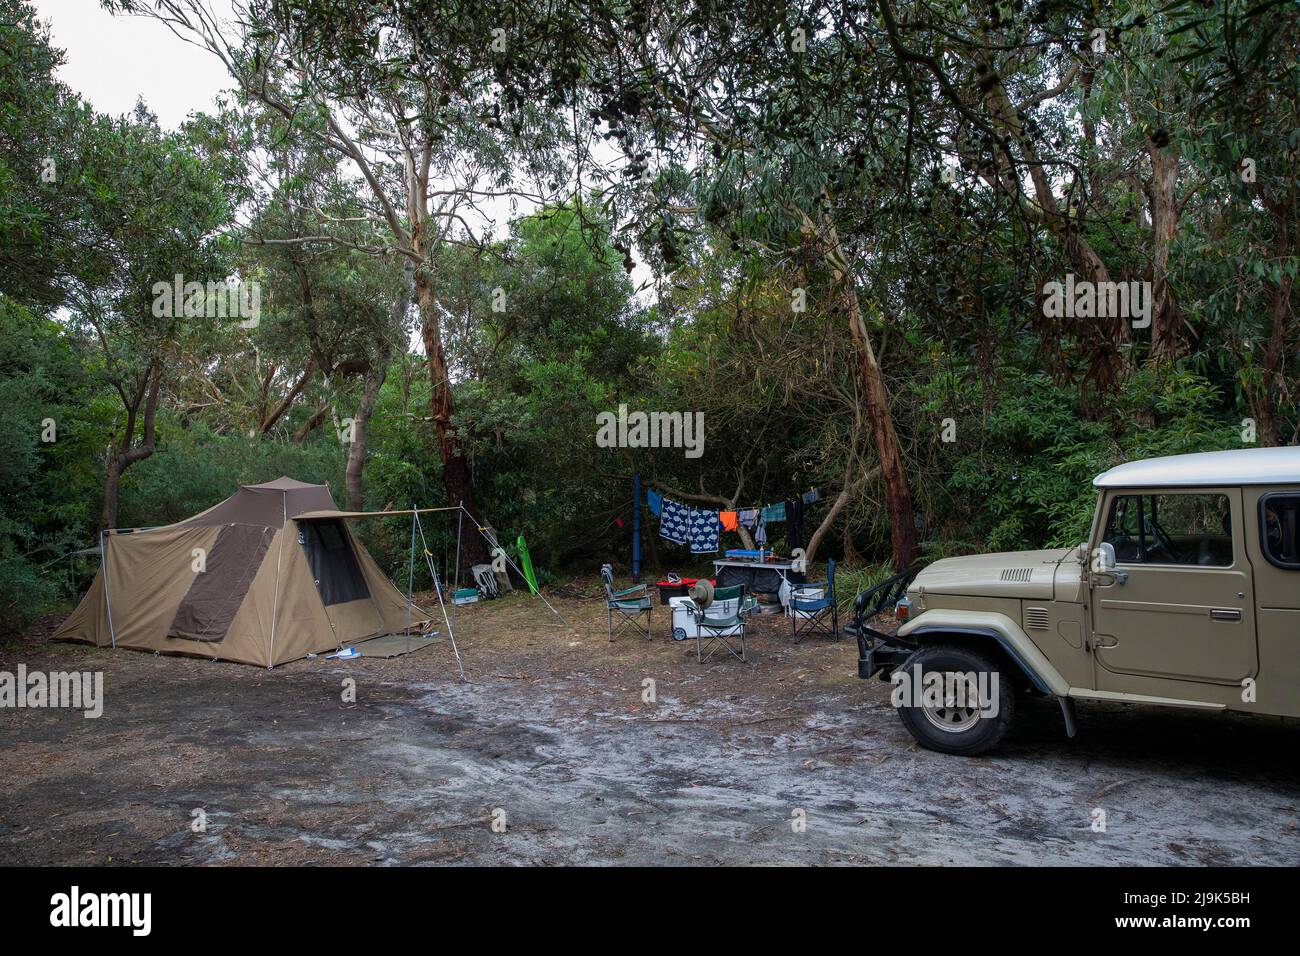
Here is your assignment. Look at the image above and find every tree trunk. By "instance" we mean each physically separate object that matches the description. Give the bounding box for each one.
[413,264,489,566]
[293,402,331,443]
[804,464,880,566]
[345,363,387,511]
[1148,135,1186,362]
[100,449,123,532]
[99,366,162,530]
[812,209,919,571]
[260,359,314,434]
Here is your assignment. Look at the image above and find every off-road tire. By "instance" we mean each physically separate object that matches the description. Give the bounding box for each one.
[894,644,1015,756]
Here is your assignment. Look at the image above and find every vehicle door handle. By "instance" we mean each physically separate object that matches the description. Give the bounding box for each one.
[1210,608,1242,622]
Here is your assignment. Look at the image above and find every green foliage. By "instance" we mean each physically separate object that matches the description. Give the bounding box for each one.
[0,297,101,632]
[0,0,1296,639]
[114,422,345,529]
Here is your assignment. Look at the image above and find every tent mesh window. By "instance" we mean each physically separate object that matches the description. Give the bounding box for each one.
[298,519,371,605]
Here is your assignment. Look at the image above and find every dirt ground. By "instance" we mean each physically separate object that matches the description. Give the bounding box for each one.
[2,586,1298,866]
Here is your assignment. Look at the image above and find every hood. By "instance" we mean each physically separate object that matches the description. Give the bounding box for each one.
[909,548,1074,601]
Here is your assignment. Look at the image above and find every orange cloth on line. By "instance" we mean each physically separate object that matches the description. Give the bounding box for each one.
[719,511,739,531]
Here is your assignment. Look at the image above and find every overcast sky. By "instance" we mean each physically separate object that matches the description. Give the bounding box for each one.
[30,0,656,302]
[33,0,235,128]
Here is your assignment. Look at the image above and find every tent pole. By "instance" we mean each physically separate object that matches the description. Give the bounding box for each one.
[406,507,417,655]
[454,499,464,591]
[453,499,464,627]
[415,510,466,681]
[266,491,288,669]
[99,530,117,650]
[631,472,642,583]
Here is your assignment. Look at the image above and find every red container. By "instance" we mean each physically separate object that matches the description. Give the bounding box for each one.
[654,577,715,604]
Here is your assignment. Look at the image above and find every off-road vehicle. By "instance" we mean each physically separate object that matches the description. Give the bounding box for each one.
[851,447,1300,755]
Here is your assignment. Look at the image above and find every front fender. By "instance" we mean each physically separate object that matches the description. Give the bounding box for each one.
[897,609,1069,696]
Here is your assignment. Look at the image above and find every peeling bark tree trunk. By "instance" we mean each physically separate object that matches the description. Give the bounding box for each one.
[344,268,407,511]
[412,260,488,566]
[812,209,919,571]
[344,363,387,511]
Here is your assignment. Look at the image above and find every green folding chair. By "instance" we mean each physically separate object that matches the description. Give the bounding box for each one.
[685,584,753,663]
[601,564,652,641]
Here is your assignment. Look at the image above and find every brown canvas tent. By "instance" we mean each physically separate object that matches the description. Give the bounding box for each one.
[55,477,434,667]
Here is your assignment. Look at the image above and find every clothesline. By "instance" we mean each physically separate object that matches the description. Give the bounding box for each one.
[643,486,821,555]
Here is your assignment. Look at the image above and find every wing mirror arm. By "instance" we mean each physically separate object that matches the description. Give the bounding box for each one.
[1090,542,1128,586]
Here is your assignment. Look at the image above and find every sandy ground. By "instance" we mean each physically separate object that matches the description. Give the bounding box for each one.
[2,586,1297,866]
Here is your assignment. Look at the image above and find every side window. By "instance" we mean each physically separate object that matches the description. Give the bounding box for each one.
[1149,494,1233,566]
[1259,494,1300,570]
[1102,493,1232,566]
[1103,495,1143,562]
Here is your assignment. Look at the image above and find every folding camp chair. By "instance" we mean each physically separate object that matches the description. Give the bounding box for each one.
[686,584,751,663]
[601,564,652,641]
[790,558,839,643]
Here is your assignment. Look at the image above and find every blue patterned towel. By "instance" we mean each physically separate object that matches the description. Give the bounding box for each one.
[688,507,720,554]
[660,497,689,544]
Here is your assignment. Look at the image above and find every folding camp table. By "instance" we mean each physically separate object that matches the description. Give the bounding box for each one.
[711,557,803,598]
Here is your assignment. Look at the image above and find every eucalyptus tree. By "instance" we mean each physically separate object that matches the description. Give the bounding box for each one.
[112,0,578,561]
[227,98,416,508]
[531,1,927,568]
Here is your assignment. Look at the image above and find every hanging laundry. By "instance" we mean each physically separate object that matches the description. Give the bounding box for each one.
[660,497,689,544]
[802,488,820,505]
[755,517,768,546]
[738,508,758,529]
[719,511,739,532]
[646,488,663,516]
[688,508,720,554]
[786,496,806,552]
[761,501,786,523]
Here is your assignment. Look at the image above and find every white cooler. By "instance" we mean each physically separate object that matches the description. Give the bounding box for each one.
[787,587,826,619]
[668,595,747,642]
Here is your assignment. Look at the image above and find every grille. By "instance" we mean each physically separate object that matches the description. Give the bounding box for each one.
[999,567,1033,583]
[1024,607,1051,630]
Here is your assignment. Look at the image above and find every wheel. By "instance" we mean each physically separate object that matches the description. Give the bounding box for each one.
[893,644,1014,756]
[672,627,688,642]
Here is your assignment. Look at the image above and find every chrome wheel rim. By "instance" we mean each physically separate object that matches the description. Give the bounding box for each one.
[921,672,982,733]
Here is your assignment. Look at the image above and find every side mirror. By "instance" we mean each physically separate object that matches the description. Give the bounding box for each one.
[1097,542,1117,571]
[1090,542,1127,586]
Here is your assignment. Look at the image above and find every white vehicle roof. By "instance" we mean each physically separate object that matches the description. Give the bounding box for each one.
[1094,447,1300,488]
